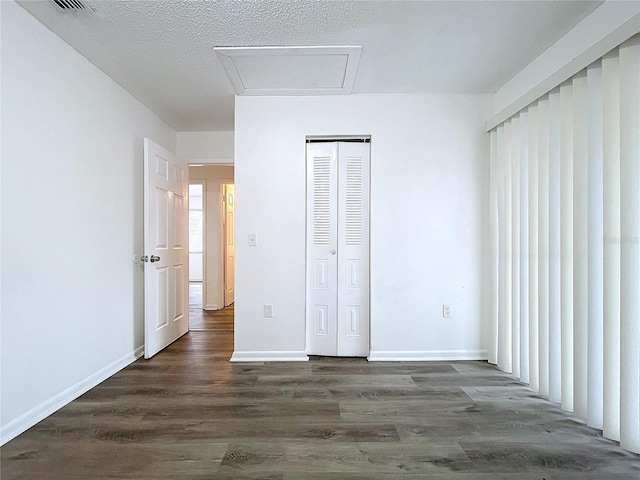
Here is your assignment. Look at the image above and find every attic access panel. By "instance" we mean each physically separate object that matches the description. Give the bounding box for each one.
[214,46,362,95]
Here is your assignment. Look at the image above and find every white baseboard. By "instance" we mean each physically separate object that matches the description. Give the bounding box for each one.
[367,349,488,362]
[231,350,486,362]
[0,345,144,446]
[230,351,309,362]
[204,304,220,311]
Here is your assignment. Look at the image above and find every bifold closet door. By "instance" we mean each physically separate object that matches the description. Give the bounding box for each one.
[306,141,370,357]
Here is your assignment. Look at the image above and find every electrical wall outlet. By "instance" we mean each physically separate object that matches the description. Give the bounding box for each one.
[443,305,452,318]
[264,304,273,317]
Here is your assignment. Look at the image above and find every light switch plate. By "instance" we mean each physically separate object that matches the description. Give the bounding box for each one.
[248,233,257,246]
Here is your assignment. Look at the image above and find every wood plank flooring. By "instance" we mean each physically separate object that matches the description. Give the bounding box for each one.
[2,305,639,479]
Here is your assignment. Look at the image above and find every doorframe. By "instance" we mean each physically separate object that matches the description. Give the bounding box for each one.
[304,136,372,356]
[188,178,207,311]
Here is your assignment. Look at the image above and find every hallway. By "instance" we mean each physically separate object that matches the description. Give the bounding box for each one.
[2,307,639,479]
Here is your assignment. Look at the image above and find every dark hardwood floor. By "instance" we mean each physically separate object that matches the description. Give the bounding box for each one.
[2,306,639,479]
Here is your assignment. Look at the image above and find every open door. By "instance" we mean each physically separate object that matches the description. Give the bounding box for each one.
[143,139,189,359]
[223,184,235,306]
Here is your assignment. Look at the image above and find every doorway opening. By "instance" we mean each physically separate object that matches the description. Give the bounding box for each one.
[188,166,235,313]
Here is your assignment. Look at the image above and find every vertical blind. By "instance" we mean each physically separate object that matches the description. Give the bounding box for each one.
[489,34,640,454]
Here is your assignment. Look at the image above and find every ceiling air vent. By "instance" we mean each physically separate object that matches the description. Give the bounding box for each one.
[52,0,94,14]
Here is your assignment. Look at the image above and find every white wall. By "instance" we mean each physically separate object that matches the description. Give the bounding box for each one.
[0,1,175,443]
[189,165,235,310]
[234,94,492,361]
[177,131,234,163]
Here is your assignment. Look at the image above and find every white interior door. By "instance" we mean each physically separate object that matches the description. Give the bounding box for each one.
[223,184,235,306]
[144,138,189,359]
[336,142,370,356]
[306,143,339,355]
[306,141,370,357]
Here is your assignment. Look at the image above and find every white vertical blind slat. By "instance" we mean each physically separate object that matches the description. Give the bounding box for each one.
[548,87,563,404]
[572,70,589,422]
[519,111,531,385]
[511,117,521,378]
[498,122,513,372]
[560,80,575,413]
[619,35,640,455]
[528,104,540,390]
[538,96,551,397]
[602,49,621,441]
[587,60,605,430]
[489,129,499,366]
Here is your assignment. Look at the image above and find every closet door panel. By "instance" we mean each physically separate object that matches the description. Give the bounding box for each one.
[337,142,370,356]
[306,142,339,356]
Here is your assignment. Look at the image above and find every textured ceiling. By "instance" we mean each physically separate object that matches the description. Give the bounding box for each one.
[16,0,603,131]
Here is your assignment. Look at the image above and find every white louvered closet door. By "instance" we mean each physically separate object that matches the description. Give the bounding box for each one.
[306,141,370,357]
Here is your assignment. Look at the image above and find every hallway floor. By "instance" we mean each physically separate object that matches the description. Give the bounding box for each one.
[2,306,639,479]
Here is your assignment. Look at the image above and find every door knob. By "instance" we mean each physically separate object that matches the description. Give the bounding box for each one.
[330,250,336,255]
[150,255,161,263]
